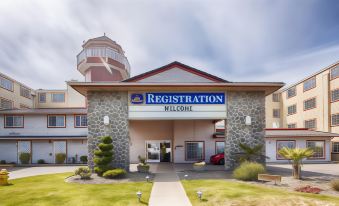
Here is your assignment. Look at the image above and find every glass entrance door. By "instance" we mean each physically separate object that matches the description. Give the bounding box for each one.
[146,141,160,162]
[146,140,171,163]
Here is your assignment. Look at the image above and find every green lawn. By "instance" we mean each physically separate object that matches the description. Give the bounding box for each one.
[0,173,152,206]
[182,179,339,206]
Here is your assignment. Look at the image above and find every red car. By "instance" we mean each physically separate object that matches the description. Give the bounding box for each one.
[210,153,225,165]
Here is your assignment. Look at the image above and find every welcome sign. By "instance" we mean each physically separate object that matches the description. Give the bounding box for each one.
[128,91,227,120]
[145,93,225,105]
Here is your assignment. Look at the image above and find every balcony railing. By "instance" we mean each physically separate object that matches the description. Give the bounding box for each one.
[77,47,130,74]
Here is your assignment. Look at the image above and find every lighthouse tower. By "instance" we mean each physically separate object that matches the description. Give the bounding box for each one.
[76,35,130,82]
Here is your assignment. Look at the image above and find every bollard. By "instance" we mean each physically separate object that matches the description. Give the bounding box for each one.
[0,169,9,186]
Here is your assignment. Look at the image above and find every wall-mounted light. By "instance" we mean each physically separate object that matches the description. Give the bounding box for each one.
[103,116,110,125]
[245,116,251,126]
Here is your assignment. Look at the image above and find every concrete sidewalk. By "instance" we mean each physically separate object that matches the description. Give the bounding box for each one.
[6,166,79,180]
[149,164,192,206]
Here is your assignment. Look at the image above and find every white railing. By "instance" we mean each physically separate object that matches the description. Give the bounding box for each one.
[77,47,131,74]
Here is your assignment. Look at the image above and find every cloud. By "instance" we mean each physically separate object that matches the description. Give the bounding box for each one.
[0,0,338,89]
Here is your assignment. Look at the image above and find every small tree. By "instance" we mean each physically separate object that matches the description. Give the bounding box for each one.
[238,143,267,162]
[278,147,314,179]
[93,136,113,176]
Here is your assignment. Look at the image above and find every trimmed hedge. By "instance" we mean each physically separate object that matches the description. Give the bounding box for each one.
[103,168,127,179]
[94,136,113,176]
[37,159,45,164]
[19,152,31,164]
[233,161,266,181]
[80,156,88,164]
[55,153,66,164]
[75,167,92,179]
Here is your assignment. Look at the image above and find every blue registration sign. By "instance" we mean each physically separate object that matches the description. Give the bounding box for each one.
[145,93,225,105]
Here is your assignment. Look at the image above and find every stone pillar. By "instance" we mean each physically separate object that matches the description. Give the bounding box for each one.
[225,91,265,170]
[87,91,130,171]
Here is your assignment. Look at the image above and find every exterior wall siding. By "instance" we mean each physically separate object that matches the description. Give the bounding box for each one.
[87,91,129,171]
[225,91,266,169]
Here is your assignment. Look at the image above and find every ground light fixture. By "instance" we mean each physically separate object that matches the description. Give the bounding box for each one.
[197,191,203,201]
[184,174,188,179]
[136,191,142,202]
[145,175,150,182]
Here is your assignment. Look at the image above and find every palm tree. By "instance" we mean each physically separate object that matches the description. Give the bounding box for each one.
[238,143,266,162]
[278,147,314,179]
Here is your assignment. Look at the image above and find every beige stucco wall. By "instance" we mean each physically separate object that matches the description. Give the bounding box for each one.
[265,93,282,128]
[129,120,223,163]
[35,85,85,108]
[0,73,34,109]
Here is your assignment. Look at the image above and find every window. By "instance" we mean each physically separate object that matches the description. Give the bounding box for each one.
[39,93,46,103]
[331,89,339,102]
[287,87,296,98]
[304,97,316,110]
[5,115,24,128]
[48,115,66,127]
[0,98,13,109]
[0,75,14,91]
[75,115,87,127]
[303,77,316,91]
[272,93,280,102]
[185,141,204,161]
[287,104,297,115]
[287,123,296,128]
[331,114,339,126]
[51,93,65,103]
[331,66,339,80]
[20,86,31,99]
[215,141,225,154]
[306,141,325,159]
[276,140,295,159]
[333,142,339,153]
[273,109,280,118]
[20,104,29,109]
[305,119,316,129]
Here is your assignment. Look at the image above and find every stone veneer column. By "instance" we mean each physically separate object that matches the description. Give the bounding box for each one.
[225,91,266,170]
[87,91,130,171]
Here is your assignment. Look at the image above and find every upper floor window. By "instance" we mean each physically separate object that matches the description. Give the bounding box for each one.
[51,93,65,103]
[273,109,280,118]
[75,115,87,127]
[330,66,339,80]
[331,114,339,126]
[304,97,316,111]
[333,142,339,153]
[331,89,339,102]
[287,104,297,115]
[39,93,46,103]
[287,123,296,128]
[48,115,66,128]
[20,86,31,99]
[0,75,14,91]
[0,98,13,109]
[303,77,316,92]
[287,87,296,98]
[5,115,24,128]
[20,104,30,109]
[272,93,280,102]
[304,119,316,130]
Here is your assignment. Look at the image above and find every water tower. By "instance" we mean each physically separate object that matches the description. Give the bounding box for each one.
[76,35,130,82]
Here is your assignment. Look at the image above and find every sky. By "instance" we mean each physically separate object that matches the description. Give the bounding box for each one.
[0,0,339,89]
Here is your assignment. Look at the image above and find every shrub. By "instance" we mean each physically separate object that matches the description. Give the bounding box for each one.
[80,156,88,164]
[55,153,66,164]
[331,179,339,191]
[295,185,322,194]
[74,167,92,179]
[37,159,45,164]
[19,152,31,164]
[138,155,147,165]
[103,168,127,179]
[0,160,6,164]
[233,161,266,181]
[94,136,113,176]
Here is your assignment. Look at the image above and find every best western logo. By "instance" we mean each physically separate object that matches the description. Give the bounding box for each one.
[131,93,144,104]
